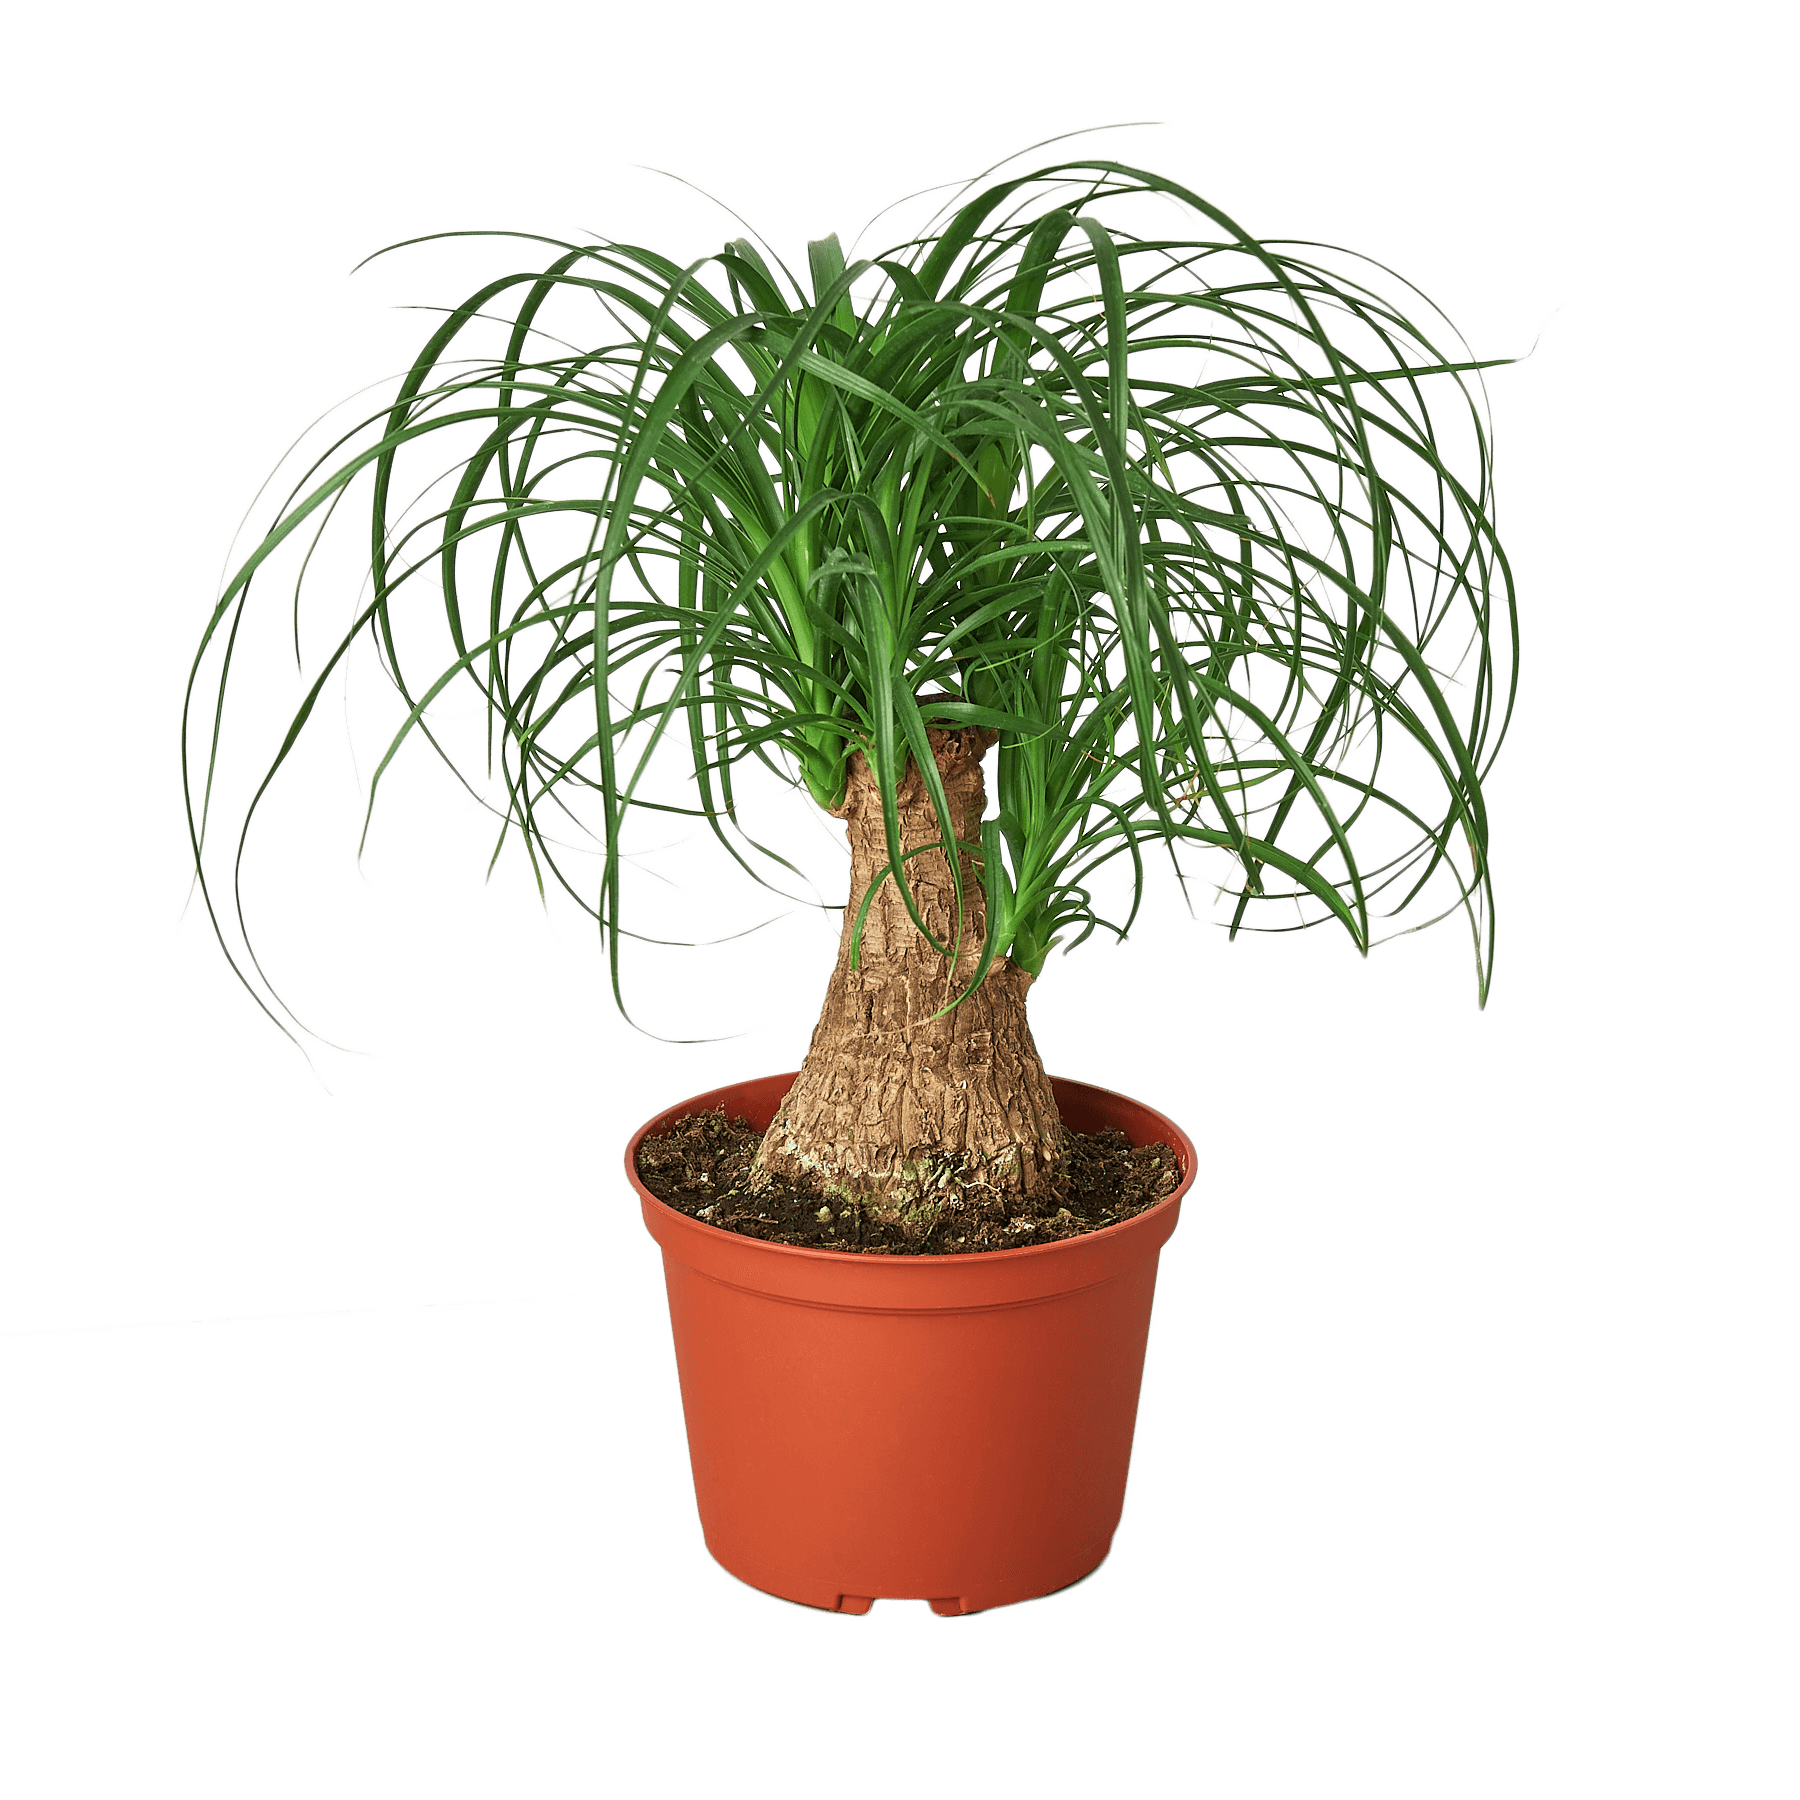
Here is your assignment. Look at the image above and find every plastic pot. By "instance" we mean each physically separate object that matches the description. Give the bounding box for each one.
[630,1073,1192,1615]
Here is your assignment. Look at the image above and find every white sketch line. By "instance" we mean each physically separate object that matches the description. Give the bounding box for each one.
[1,1288,583,1346]
[2,1310,376,1339]
[412,1296,579,1310]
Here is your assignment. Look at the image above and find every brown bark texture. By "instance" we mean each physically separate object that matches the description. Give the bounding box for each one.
[751,728,1063,1234]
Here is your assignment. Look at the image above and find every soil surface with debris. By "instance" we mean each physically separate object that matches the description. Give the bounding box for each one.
[635,1108,1182,1255]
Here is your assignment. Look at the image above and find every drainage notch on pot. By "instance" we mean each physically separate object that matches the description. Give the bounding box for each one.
[629,1073,1192,1616]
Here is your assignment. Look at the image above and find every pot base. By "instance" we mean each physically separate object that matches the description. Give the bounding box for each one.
[711,1534,1114,1616]
[720,1548,1108,1620]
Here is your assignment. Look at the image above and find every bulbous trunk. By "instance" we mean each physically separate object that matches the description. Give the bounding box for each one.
[752,728,1063,1235]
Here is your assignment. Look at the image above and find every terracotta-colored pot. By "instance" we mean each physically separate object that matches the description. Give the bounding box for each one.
[630,1073,1192,1615]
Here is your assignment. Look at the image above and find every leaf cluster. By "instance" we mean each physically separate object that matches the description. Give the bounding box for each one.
[186,157,1517,1031]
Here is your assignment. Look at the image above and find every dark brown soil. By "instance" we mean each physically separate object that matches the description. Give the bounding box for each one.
[635,1109,1182,1256]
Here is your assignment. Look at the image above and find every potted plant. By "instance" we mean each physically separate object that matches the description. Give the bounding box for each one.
[186,156,1515,1614]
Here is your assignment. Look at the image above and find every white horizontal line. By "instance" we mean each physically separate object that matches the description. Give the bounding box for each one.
[4,1310,379,1339]
[412,1296,579,1310]
[414,1303,540,1317]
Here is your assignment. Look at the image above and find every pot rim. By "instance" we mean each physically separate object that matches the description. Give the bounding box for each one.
[626,1065,1202,1267]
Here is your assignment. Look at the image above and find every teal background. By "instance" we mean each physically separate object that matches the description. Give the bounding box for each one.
[2,5,1791,1796]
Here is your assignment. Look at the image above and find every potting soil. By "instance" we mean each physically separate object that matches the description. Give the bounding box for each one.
[635,1108,1181,1255]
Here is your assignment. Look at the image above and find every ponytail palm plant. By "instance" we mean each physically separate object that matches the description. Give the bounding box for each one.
[186,157,1516,1234]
